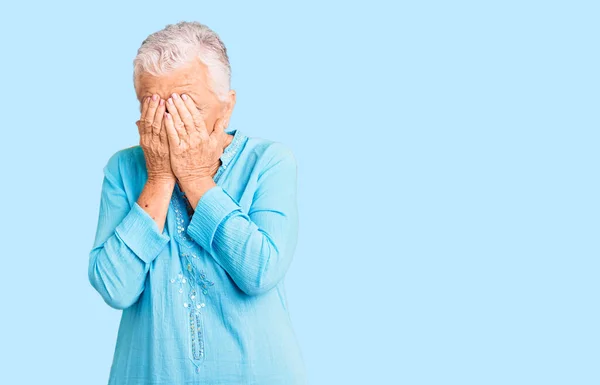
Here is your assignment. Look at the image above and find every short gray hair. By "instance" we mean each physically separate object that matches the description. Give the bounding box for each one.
[133,21,231,102]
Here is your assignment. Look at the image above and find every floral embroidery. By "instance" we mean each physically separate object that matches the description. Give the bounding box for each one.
[168,129,246,373]
[181,253,215,296]
[170,273,186,293]
[173,197,194,243]
[170,183,216,369]
[171,265,209,363]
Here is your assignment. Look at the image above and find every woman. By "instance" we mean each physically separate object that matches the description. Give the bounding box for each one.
[88,21,306,384]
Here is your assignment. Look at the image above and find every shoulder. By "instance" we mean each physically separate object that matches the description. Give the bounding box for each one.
[242,134,297,170]
[102,145,144,182]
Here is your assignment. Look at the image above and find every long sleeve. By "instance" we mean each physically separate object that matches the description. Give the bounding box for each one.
[88,151,171,309]
[186,143,299,296]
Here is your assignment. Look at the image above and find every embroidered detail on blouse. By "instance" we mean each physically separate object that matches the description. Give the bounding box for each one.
[173,201,194,243]
[170,185,216,370]
[190,311,205,360]
[171,264,210,365]
[181,253,215,297]
[215,129,246,183]
[170,273,186,293]
[168,128,246,373]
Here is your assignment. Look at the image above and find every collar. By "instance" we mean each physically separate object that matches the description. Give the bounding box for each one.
[220,128,247,170]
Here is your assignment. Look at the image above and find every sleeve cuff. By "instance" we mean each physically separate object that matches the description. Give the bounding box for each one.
[187,185,241,252]
[114,201,171,264]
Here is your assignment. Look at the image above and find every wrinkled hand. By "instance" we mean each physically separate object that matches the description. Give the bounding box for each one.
[136,95,174,182]
[163,93,229,183]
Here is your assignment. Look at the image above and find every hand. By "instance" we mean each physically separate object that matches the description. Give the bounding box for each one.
[136,94,175,183]
[163,93,229,183]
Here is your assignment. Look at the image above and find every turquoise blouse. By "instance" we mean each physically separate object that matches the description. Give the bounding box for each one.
[88,129,306,384]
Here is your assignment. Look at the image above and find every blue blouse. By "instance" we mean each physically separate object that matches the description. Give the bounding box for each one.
[88,129,306,384]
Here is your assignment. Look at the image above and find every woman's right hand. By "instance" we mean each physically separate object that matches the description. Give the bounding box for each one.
[136,94,175,183]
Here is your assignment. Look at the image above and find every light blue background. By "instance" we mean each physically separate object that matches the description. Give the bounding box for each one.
[0,1,597,384]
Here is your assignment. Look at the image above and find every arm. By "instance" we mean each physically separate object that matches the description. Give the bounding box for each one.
[186,144,299,296]
[88,151,172,309]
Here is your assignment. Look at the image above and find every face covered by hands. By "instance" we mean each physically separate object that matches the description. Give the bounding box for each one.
[134,57,236,185]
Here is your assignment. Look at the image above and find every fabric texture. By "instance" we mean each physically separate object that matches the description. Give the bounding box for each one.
[88,129,306,384]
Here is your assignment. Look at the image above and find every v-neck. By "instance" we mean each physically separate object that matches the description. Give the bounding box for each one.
[218,128,246,176]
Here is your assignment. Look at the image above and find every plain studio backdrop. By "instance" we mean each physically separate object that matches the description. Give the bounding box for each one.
[0,1,598,384]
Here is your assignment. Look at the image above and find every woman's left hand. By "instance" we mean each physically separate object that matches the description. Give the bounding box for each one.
[163,93,228,183]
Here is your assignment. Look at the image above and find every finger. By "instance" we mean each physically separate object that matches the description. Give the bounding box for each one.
[140,95,149,116]
[159,117,169,146]
[144,94,159,122]
[170,93,196,136]
[151,99,166,135]
[164,112,180,147]
[180,93,206,132]
[138,97,151,134]
[166,96,187,139]
[144,94,160,133]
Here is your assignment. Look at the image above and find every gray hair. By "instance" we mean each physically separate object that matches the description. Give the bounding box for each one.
[133,21,231,102]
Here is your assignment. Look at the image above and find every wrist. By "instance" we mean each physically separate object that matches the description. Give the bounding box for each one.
[147,174,177,186]
[178,174,213,184]
[178,176,216,193]
[177,177,216,209]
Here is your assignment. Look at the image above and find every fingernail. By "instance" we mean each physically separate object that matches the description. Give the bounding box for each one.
[152,94,158,101]
[165,112,171,119]
[181,94,188,101]
[159,99,165,106]
[168,98,173,105]
[172,93,178,99]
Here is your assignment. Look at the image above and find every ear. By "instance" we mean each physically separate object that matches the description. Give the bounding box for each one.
[220,89,236,123]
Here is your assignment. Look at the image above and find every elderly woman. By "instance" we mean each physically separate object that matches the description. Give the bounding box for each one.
[88,21,305,384]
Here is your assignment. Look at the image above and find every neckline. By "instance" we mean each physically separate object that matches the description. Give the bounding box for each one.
[220,128,245,170]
